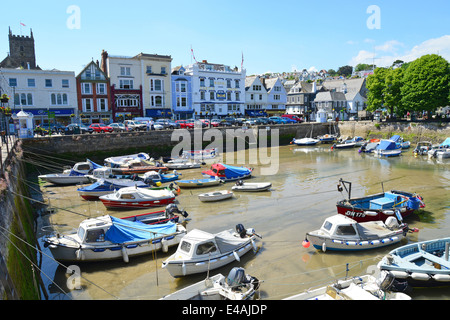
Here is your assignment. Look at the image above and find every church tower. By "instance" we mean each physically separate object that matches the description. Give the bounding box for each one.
[0,27,38,69]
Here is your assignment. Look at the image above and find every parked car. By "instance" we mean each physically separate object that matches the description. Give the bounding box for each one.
[187,118,207,128]
[224,117,236,125]
[109,123,128,132]
[282,114,303,123]
[65,123,93,134]
[244,119,257,126]
[176,120,195,129]
[89,123,113,133]
[219,119,233,127]
[124,120,142,131]
[133,120,148,131]
[268,116,288,124]
[154,119,180,130]
[210,119,221,127]
[256,117,270,125]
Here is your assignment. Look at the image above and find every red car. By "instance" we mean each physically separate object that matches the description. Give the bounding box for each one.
[89,123,113,133]
[176,120,194,129]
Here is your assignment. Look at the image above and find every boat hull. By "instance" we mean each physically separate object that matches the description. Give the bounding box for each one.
[232,183,272,192]
[176,179,221,188]
[39,174,90,185]
[198,191,233,202]
[100,196,175,209]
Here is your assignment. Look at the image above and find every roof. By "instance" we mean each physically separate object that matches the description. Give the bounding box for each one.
[184,229,214,242]
[314,91,346,102]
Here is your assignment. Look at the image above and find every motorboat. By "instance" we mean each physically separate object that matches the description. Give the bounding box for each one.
[121,204,188,225]
[413,141,433,156]
[390,135,410,149]
[317,134,338,144]
[182,148,219,160]
[43,217,186,263]
[110,160,168,175]
[378,237,450,287]
[99,186,176,209]
[202,163,252,181]
[198,190,234,202]
[331,136,365,149]
[428,137,450,160]
[283,273,411,300]
[165,161,202,170]
[291,137,320,146]
[162,224,261,277]
[335,179,425,223]
[177,177,223,188]
[38,159,103,185]
[373,139,402,157]
[231,180,272,192]
[104,152,151,168]
[358,139,380,153]
[304,214,417,252]
[141,170,180,183]
[160,267,260,300]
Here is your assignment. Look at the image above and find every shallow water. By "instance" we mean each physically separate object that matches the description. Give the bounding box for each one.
[33,144,450,300]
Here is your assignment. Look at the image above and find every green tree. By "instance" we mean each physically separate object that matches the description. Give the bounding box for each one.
[384,67,405,116]
[366,67,388,112]
[337,65,353,77]
[401,54,450,116]
[355,63,375,72]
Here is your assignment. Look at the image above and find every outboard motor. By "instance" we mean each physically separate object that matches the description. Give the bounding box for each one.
[378,270,412,294]
[226,267,260,291]
[236,224,247,238]
[165,203,188,218]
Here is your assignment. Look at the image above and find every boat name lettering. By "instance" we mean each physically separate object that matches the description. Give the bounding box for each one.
[345,210,366,218]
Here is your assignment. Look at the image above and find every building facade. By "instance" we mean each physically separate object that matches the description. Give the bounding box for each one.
[185,60,246,118]
[171,66,193,119]
[244,76,268,117]
[76,60,112,124]
[263,77,287,116]
[1,67,77,126]
[0,27,39,70]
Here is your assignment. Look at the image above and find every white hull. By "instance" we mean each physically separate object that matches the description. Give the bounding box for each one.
[292,138,320,146]
[177,179,222,188]
[232,182,272,192]
[198,190,233,202]
[165,163,201,170]
[39,174,90,185]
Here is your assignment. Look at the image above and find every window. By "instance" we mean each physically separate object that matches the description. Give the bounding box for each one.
[97,83,106,95]
[116,95,139,107]
[210,91,215,100]
[45,79,52,88]
[27,79,35,87]
[200,78,205,87]
[62,79,69,88]
[9,78,17,87]
[82,83,92,94]
[209,79,214,87]
[119,79,133,89]
[85,229,105,243]
[259,94,262,100]
[83,98,93,112]
[227,92,232,101]
[235,92,240,101]
[27,93,33,105]
[235,79,240,88]
[120,66,131,76]
[196,242,217,255]
[180,241,192,253]
[146,66,152,74]
[227,79,231,88]
[200,91,205,100]
[161,66,166,74]
[150,79,162,92]
[181,97,187,107]
[51,93,68,105]
[250,94,254,100]
[97,98,108,112]
[180,82,186,93]
[20,94,27,106]
[336,225,357,236]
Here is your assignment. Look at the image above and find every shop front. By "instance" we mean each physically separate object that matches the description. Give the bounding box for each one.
[21,108,75,127]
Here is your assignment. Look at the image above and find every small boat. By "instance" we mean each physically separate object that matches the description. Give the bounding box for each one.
[331,136,365,149]
[162,224,261,277]
[304,214,417,252]
[38,159,103,185]
[160,267,260,300]
[198,190,234,202]
[291,137,320,146]
[413,141,433,156]
[104,152,151,168]
[427,137,450,160]
[358,139,380,153]
[182,148,219,160]
[373,139,402,157]
[43,217,186,263]
[336,179,425,223]
[110,161,168,175]
[141,170,180,183]
[122,204,188,225]
[177,177,223,188]
[165,161,202,170]
[378,237,450,287]
[202,163,252,181]
[390,135,410,149]
[317,133,338,144]
[283,273,411,300]
[99,186,176,209]
[231,180,272,192]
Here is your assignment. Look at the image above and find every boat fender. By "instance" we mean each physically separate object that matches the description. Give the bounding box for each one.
[346,241,357,246]
[233,251,240,262]
[360,241,369,246]
[251,239,257,251]
[389,270,409,279]
[75,249,85,261]
[121,247,129,263]
[365,211,378,217]
[161,239,169,253]
[322,243,326,252]
[410,273,430,281]
[383,210,395,216]
[370,240,380,245]
[182,262,186,276]
[432,274,450,282]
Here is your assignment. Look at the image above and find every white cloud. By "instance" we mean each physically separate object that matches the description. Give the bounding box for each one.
[350,35,450,67]
[308,66,318,73]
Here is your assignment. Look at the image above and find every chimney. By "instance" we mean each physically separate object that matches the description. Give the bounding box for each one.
[101,50,108,74]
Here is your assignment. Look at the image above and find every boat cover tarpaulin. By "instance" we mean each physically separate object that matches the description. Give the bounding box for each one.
[203,163,251,180]
[214,230,247,253]
[87,159,103,170]
[389,135,401,142]
[439,137,450,147]
[105,217,177,243]
[376,140,399,151]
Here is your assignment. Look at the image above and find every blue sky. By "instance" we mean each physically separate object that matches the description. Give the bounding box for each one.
[2,0,450,75]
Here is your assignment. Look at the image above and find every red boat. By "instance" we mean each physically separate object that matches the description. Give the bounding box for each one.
[99,186,176,209]
[202,163,253,181]
[336,179,425,223]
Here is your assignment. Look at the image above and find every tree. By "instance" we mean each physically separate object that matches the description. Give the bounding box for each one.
[355,63,376,72]
[327,69,337,77]
[384,67,405,116]
[366,67,388,112]
[401,54,450,116]
[337,65,353,77]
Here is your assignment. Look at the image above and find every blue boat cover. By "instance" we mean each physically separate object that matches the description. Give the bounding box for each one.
[439,137,450,147]
[390,135,401,142]
[376,140,399,151]
[87,159,104,170]
[105,217,177,243]
[223,164,251,178]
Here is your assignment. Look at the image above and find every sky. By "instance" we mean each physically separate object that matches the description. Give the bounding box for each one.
[2,0,450,76]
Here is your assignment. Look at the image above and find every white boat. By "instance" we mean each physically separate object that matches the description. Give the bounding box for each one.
[165,161,202,170]
[373,140,402,157]
[38,160,102,185]
[291,137,320,146]
[104,152,151,168]
[176,177,222,188]
[332,136,365,149]
[304,214,417,252]
[162,224,261,277]
[317,134,338,144]
[160,267,260,300]
[231,181,272,192]
[99,186,176,209]
[428,137,450,160]
[198,190,234,202]
[413,141,433,156]
[43,217,186,263]
[283,273,411,300]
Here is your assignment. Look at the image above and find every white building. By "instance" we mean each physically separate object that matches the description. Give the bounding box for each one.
[0,67,77,126]
[263,77,287,116]
[245,76,268,117]
[185,60,246,118]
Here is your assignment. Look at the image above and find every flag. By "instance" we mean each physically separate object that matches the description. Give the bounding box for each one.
[190,47,198,63]
[241,51,244,70]
[20,22,26,26]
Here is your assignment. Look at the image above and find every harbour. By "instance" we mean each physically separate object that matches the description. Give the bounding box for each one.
[29,140,449,300]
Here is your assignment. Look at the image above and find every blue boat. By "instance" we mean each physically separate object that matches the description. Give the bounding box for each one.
[390,135,410,149]
[378,237,450,287]
[373,139,402,157]
[202,163,253,181]
[142,170,180,184]
[176,177,222,188]
[77,179,149,200]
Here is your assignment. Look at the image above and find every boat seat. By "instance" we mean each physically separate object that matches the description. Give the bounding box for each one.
[340,283,378,300]
[370,198,395,210]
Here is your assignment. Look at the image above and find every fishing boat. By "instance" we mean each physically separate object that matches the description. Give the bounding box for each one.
[177,177,223,188]
[231,181,272,192]
[283,273,411,300]
[291,137,320,146]
[202,163,252,182]
[373,139,402,157]
[303,213,417,252]
[104,152,151,168]
[413,141,433,156]
[198,190,234,202]
[162,224,261,277]
[378,237,450,287]
[358,139,380,153]
[331,136,365,149]
[160,267,260,300]
[336,179,425,223]
[38,159,103,185]
[99,186,176,209]
[43,217,186,263]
